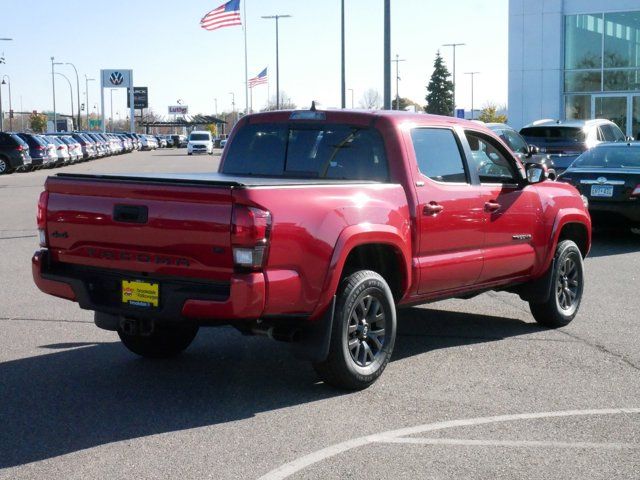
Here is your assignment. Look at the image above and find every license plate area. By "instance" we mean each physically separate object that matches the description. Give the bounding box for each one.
[122,280,159,308]
[590,185,614,197]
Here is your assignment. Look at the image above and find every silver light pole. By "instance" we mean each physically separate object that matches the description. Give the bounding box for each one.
[55,72,73,130]
[51,57,63,132]
[348,88,354,109]
[261,14,292,110]
[465,71,480,120]
[85,75,95,130]
[64,62,80,130]
[1,75,12,131]
[443,43,465,116]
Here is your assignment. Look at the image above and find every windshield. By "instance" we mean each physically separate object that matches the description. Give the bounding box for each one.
[572,147,640,168]
[190,133,210,141]
[520,127,586,143]
[222,123,389,181]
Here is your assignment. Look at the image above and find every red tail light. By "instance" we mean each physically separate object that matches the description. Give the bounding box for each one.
[15,145,24,152]
[37,191,49,247]
[36,145,45,150]
[57,146,64,150]
[231,204,271,270]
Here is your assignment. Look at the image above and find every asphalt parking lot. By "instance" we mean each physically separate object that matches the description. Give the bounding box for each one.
[1,149,639,479]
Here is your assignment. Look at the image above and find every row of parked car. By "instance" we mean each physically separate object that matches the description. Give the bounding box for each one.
[0,131,182,175]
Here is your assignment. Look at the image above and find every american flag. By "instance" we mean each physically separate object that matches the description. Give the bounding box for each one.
[200,0,242,31]
[248,68,268,88]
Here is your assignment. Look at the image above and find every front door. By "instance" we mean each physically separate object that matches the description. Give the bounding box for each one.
[462,130,538,284]
[408,127,485,294]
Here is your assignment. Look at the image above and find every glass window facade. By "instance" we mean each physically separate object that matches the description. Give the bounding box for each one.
[564,11,640,136]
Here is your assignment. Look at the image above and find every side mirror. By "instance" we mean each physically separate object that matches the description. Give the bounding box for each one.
[626,135,634,142]
[526,163,546,184]
[527,144,540,157]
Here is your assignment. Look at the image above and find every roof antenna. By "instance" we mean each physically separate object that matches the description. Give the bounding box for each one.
[310,101,317,112]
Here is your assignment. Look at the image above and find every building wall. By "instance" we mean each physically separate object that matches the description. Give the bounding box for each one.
[508,0,640,129]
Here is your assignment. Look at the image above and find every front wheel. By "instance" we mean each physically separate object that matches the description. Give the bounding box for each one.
[118,323,199,358]
[313,270,396,390]
[529,240,584,328]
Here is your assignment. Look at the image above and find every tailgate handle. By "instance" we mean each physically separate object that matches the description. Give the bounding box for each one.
[113,204,148,224]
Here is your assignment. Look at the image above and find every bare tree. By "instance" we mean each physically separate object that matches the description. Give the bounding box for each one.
[359,89,382,109]
[262,91,297,111]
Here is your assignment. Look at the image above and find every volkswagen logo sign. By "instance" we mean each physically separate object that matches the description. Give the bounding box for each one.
[109,71,124,86]
[597,177,607,184]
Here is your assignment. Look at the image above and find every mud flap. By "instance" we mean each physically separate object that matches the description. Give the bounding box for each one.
[291,296,336,363]
[513,257,556,304]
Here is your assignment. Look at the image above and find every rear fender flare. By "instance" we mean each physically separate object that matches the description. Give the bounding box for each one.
[311,224,411,319]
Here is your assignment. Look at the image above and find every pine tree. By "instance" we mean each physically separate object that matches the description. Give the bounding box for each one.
[424,52,454,116]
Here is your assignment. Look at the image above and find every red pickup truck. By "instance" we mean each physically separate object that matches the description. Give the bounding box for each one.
[33,109,591,389]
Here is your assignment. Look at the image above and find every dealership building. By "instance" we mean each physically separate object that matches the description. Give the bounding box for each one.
[509,0,640,137]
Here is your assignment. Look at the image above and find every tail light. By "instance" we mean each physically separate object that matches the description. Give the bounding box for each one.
[36,145,45,150]
[632,185,640,197]
[37,191,49,247]
[231,204,271,270]
[57,146,64,150]
[15,145,24,152]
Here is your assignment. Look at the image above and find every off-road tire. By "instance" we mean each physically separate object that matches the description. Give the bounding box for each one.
[529,240,584,328]
[313,270,396,390]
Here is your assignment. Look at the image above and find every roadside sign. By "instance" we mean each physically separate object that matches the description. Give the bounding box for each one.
[455,108,465,119]
[89,119,102,130]
[127,87,148,109]
[169,105,188,115]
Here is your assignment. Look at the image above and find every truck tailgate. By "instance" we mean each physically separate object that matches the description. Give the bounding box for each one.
[44,175,234,282]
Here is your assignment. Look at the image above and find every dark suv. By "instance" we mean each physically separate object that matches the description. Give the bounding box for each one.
[0,132,32,174]
[16,133,50,168]
[519,119,627,173]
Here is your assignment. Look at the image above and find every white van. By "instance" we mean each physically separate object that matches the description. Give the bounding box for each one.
[187,131,214,155]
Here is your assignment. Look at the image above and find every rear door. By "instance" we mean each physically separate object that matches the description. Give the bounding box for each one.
[408,127,485,294]
[463,130,539,283]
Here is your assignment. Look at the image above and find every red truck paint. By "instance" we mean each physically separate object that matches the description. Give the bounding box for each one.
[32,110,591,373]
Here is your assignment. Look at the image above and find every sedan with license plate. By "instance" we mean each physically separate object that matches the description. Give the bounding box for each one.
[558,142,640,229]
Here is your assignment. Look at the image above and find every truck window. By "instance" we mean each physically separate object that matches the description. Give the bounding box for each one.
[222,123,389,181]
[411,128,468,183]
[465,131,518,184]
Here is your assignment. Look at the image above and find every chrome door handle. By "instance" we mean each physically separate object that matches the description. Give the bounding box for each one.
[423,202,444,215]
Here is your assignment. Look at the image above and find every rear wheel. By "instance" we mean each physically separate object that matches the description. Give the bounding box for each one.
[118,323,199,358]
[529,240,584,328]
[313,270,396,390]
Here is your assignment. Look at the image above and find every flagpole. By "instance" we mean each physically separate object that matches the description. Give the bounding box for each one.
[243,0,249,116]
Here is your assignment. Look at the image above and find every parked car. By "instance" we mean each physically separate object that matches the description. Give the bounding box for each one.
[33,109,592,390]
[520,119,627,173]
[60,135,83,162]
[558,142,640,230]
[187,131,214,155]
[17,133,52,168]
[486,123,557,180]
[0,132,32,174]
[139,134,158,150]
[220,138,228,148]
[71,133,97,160]
[44,136,70,166]
[171,134,187,148]
[155,135,167,148]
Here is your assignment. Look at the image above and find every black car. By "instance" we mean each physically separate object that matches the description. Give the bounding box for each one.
[486,123,557,180]
[0,132,32,174]
[16,133,50,168]
[558,142,640,229]
[520,119,627,173]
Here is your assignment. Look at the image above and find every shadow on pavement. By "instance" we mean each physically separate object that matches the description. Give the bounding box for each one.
[0,309,538,468]
[588,229,640,258]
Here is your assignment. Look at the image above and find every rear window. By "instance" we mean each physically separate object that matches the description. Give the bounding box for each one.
[572,147,640,168]
[222,123,389,181]
[520,127,586,143]
[190,133,210,141]
[10,134,28,148]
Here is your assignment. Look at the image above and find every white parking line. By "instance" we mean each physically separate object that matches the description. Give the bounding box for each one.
[258,408,640,480]
[378,437,639,450]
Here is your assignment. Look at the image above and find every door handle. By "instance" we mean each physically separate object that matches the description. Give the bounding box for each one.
[484,201,501,212]
[423,202,444,215]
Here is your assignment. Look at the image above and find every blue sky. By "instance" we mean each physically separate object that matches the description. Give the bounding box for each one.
[0,0,507,117]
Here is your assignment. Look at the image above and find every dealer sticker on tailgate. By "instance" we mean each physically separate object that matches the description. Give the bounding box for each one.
[122,280,159,308]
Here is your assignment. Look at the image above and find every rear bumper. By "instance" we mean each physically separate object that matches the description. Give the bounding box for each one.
[32,250,266,322]
[589,201,640,226]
